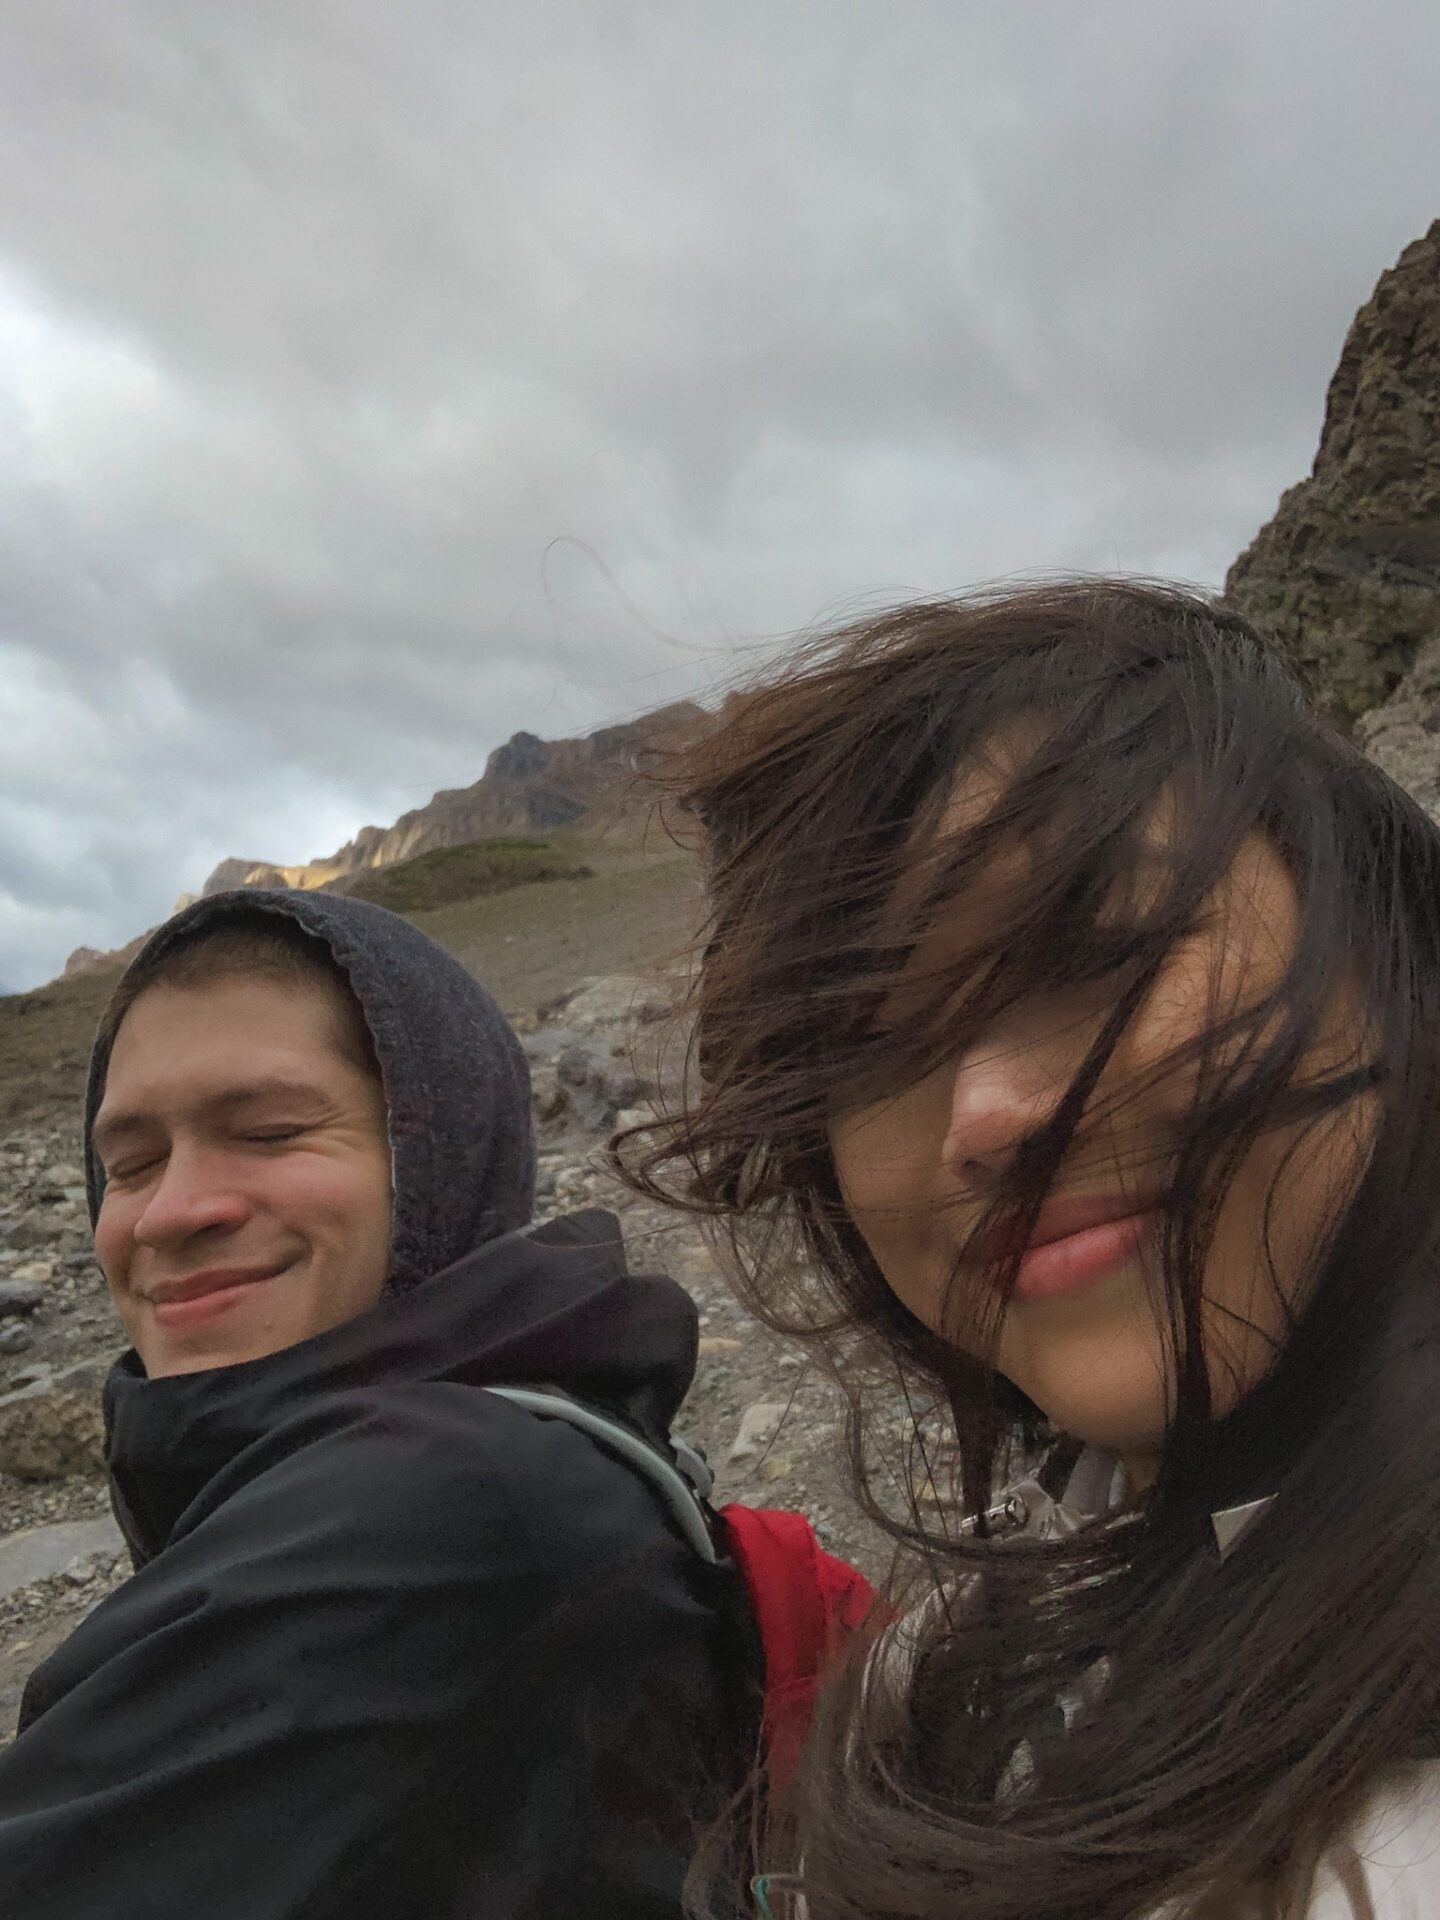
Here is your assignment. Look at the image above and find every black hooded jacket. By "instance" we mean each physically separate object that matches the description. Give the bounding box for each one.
[0,891,759,1919]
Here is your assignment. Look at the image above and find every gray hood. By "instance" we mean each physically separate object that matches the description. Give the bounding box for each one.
[83,887,535,1289]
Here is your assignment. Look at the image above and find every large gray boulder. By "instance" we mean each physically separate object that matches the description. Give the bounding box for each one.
[0,1516,124,1600]
[547,975,677,1033]
[0,1357,112,1480]
[523,974,684,1138]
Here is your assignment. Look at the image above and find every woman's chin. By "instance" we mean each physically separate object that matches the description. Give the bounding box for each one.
[997,1320,1170,1463]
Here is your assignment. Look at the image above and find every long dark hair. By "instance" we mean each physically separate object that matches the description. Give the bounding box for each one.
[617,580,1440,1917]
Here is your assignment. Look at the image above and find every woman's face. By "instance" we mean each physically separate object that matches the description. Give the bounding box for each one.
[828,791,1376,1486]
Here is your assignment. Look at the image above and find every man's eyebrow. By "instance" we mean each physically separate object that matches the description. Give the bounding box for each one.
[92,1078,334,1154]
[90,1110,150,1155]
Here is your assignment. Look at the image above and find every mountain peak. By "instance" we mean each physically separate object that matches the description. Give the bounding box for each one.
[199,699,711,897]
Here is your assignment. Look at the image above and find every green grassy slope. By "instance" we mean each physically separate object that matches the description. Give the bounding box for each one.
[335,838,594,915]
[0,968,122,1130]
[405,839,701,1019]
[0,835,702,1130]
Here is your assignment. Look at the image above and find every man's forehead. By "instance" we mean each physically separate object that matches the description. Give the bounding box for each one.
[100,979,340,1097]
[109,975,347,1068]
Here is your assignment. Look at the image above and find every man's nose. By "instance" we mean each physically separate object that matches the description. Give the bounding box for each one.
[131,1149,251,1249]
[940,1028,1075,1187]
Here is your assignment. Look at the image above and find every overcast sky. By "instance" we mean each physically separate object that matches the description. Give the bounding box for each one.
[1,2,1438,989]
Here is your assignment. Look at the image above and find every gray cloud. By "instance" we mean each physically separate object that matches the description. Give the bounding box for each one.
[0,0,1438,985]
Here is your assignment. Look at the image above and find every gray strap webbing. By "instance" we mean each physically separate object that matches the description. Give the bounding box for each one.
[482,1386,717,1565]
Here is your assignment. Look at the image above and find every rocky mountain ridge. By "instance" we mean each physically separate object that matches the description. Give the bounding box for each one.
[60,217,1440,982]
[200,699,710,897]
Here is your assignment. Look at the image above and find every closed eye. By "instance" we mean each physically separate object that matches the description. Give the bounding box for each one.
[103,1150,167,1185]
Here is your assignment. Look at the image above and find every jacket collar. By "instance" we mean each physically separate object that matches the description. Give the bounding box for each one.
[104,1209,698,1565]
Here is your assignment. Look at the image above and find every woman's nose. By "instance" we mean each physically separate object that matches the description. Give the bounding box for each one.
[131,1149,251,1249]
[940,1024,1076,1186]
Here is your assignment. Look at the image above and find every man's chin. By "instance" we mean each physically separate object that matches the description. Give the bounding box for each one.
[137,1273,295,1377]
[142,1345,245,1379]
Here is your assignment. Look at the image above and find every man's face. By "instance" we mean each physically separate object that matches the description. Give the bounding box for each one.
[92,975,393,1377]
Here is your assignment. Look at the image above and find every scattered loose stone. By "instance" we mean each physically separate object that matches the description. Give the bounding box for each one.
[726,1401,790,1468]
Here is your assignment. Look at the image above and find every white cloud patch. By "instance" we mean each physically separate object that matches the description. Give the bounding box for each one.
[0,0,1438,984]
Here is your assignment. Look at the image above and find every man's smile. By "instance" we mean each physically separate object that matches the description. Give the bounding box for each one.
[145,1260,291,1332]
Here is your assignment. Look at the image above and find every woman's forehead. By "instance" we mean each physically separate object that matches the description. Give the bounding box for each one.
[930,720,1190,849]
[931,720,1048,840]
[901,726,1297,981]
[906,729,1173,927]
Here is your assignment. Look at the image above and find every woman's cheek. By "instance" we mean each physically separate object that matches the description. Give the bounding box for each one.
[1200,1094,1378,1411]
[827,1105,887,1213]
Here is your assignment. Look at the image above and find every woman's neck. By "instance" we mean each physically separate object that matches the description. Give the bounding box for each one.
[1117,1448,1159,1494]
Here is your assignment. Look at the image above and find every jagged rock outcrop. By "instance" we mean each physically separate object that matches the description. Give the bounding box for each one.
[62,700,711,979]
[201,700,709,897]
[1358,633,1440,817]
[202,857,313,894]
[62,933,147,981]
[1226,220,1440,724]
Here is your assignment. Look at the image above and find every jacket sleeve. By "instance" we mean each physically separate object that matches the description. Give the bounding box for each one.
[0,1385,754,1920]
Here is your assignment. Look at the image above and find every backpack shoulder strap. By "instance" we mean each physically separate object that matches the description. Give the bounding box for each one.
[716,1503,875,1786]
[481,1388,876,1787]
[481,1385,716,1564]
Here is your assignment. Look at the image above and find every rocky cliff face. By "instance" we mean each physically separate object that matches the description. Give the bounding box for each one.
[1226,221,1440,724]
[1357,629,1440,818]
[201,699,709,896]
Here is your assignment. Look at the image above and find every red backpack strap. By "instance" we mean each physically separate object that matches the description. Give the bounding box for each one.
[717,1504,875,1788]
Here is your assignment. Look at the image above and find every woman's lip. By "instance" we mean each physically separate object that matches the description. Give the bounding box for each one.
[1010,1211,1154,1300]
[1024,1193,1156,1249]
